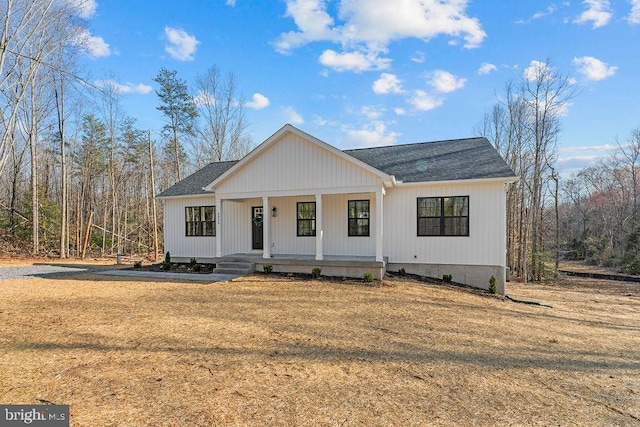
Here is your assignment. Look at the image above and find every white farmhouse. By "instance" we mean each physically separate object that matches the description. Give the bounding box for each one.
[157,124,517,293]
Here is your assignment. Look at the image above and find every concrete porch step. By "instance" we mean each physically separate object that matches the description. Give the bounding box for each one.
[213,262,255,275]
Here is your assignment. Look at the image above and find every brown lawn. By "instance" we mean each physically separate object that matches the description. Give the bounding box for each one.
[0,265,638,426]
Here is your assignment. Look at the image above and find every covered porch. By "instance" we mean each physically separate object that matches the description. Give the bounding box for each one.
[214,188,386,265]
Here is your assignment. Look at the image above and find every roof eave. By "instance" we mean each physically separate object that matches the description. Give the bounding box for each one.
[395,175,518,187]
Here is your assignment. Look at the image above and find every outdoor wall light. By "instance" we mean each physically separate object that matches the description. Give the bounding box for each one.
[272,207,277,217]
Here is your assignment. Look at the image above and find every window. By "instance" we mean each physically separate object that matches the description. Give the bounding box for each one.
[185,206,216,236]
[417,196,469,236]
[348,200,370,236]
[297,202,316,236]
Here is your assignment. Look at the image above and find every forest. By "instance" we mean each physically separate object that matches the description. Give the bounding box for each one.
[1,0,639,280]
[0,0,250,261]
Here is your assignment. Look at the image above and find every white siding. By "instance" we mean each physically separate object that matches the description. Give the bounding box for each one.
[323,193,376,256]
[215,132,380,196]
[163,196,217,259]
[216,194,376,257]
[220,198,260,255]
[383,182,506,267]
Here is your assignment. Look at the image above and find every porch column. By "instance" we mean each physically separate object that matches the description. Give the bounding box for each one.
[375,190,384,262]
[216,199,223,257]
[315,194,323,261]
[262,196,271,259]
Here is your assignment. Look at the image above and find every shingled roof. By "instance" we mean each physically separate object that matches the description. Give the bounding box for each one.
[157,136,515,198]
[157,161,237,198]
[344,137,516,183]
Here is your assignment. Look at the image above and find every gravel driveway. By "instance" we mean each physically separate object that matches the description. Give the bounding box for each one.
[0,264,95,280]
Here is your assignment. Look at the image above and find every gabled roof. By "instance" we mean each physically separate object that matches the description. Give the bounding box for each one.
[345,137,516,183]
[157,127,516,198]
[156,161,237,198]
[203,124,393,192]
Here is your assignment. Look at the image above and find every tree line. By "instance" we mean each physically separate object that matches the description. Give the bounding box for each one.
[0,0,251,259]
[478,60,640,280]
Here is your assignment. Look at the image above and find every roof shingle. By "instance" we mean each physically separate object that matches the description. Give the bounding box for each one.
[344,137,515,183]
[157,136,515,198]
[156,161,237,198]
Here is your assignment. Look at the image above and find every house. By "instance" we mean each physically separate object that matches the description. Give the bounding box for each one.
[157,124,517,293]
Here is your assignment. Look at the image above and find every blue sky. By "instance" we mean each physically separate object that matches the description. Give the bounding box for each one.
[78,0,640,173]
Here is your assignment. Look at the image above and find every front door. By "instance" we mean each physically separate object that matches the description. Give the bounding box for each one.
[252,206,263,250]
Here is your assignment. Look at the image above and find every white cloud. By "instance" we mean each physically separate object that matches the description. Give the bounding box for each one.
[94,79,152,94]
[428,70,466,93]
[361,106,384,120]
[522,60,552,82]
[225,0,236,6]
[559,143,617,153]
[574,0,612,28]
[319,49,390,72]
[274,0,486,72]
[246,93,270,110]
[164,27,199,61]
[193,91,216,106]
[629,0,640,24]
[284,106,304,124]
[573,56,617,80]
[343,121,400,147]
[408,90,443,111]
[394,107,406,116]
[478,63,497,75]
[410,51,425,63]
[274,0,338,53]
[72,28,110,58]
[516,5,558,23]
[372,73,403,94]
[532,5,557,19]
[69,0,97,18]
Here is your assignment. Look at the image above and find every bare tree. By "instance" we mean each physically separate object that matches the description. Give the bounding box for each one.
[193,65,252,165]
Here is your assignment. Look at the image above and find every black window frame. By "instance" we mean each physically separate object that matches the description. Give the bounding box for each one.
[348,200,370,237]
[417,196,469,237]
[185,206,216,237]
[296,201,316,237]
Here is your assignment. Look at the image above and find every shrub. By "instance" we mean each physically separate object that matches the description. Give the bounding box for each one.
[133,261,142,269]
[164,252,171,264]
[161,262,171,271]
[263,264,273,274]
[442,274,452,283]
[190,257,198,266]
[489,276,497,294]
[311,267,322,278]
[193,263,201,272]
[363,272,374,282]
[398,268,406,276]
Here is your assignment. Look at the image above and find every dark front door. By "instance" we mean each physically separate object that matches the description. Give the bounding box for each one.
[252,206,263,250]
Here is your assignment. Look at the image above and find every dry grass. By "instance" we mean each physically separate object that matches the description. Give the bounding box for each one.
[0,266,638,426]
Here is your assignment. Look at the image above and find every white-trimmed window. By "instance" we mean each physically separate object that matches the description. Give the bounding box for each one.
[186,206,216,236]
[417,196,469,236]
[297,202,316,236]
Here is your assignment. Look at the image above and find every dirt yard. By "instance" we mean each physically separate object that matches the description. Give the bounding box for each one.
[0,263,638,426]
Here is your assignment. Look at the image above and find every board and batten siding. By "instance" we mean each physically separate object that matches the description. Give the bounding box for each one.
[383,181,506,267]
[215,132,381,196]
[218,194,376,256]
[163,196,217,259]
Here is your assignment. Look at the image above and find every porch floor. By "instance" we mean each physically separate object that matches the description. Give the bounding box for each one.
[214,253,386,279]
[215,253,386,268]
